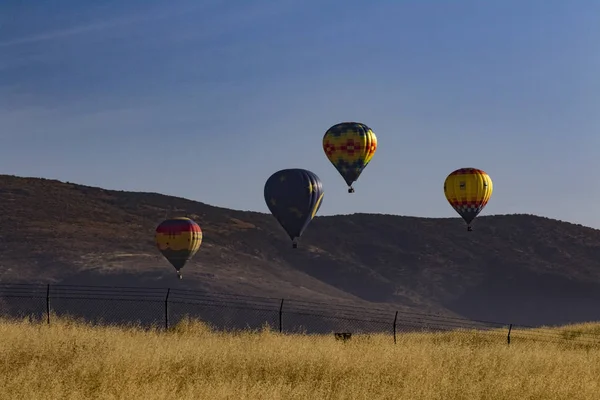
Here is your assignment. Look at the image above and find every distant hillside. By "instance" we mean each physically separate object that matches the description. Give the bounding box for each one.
[1,174,600,326]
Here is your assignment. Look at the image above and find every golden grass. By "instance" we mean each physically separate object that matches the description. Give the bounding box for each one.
[0,316,599,399]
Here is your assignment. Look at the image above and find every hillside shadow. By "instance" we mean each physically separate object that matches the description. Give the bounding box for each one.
[57,269,209,291]
[445,265,600,326]
[275,247,397,303]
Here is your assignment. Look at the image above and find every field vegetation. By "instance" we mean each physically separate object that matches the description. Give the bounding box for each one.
[0,316,599,399]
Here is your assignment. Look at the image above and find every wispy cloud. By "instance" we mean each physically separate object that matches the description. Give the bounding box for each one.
[0,1,222,48]
[137,0,304,56]
[0,19,131,47]
[0,0,304,113]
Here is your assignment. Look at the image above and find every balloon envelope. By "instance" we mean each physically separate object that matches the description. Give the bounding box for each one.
[323,122,377,192]
[264,168,324,245]
[155,217,203,271]
[444,168,493,229]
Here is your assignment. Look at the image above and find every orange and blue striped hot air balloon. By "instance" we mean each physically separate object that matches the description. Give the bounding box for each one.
[443,168,493,231]
[323,122,377,193]
[155,217,203,279]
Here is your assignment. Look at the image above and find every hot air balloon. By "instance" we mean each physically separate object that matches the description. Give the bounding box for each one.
[264,168,324,248]
[443,168,493,231]
[323,122,377,193]
[155,217,203,279]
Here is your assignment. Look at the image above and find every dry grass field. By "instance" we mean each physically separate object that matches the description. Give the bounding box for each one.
[0,316,599,399]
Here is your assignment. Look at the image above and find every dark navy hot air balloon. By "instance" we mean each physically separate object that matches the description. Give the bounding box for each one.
[264,168,324,248]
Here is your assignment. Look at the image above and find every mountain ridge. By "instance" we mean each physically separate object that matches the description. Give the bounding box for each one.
[1,173,600,326]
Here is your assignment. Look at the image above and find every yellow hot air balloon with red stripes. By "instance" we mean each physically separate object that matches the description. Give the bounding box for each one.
[444,168,493,231]
[155,217,202,279]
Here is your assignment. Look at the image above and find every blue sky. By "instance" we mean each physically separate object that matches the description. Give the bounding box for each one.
[1,0,600,227]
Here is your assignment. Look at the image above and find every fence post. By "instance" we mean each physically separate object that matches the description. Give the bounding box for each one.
[507,324,512,345]
[46,284,50,324]
[279,299,284,333]
[164,288,170,331]
[393,311,398,344]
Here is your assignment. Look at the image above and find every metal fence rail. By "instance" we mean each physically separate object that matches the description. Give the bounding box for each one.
[0,283,599,346]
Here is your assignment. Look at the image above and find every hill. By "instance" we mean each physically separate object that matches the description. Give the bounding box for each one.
[1,174,600,326]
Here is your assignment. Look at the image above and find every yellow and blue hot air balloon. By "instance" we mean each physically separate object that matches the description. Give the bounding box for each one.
[323,122,377,193]
[155,217,203,279]
[264,168,324,248]
[443,168,493,231]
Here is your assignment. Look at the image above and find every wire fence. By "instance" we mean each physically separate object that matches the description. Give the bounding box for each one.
[0,283,599,347]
